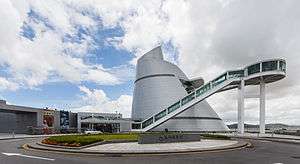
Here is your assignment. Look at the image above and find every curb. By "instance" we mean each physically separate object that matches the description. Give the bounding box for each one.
[262,136,300,141]
[231,136,300,145]
[0,133,79,141]
[0,136,44,141]
[259,138,300,145]
[24,140,250,155]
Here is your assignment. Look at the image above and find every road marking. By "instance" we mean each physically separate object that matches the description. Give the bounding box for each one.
[2,152,55,161]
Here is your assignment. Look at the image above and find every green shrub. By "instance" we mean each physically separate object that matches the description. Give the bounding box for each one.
[200,133,231,140]
[45,133,139,146]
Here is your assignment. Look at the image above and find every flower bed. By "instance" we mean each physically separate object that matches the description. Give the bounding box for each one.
[42,133,139,147]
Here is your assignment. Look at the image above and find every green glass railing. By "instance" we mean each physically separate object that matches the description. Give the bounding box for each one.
[248,63,261,75]
[212,73,227,88]
[228,70,244,79]
[279,60,286,72]
[133,59,286,130]
[167,101,181,114]
[262,61,277,72]
[142,117,154,128]
[196,83,211,97]
[155,109,167,121]
[181,92,195,106]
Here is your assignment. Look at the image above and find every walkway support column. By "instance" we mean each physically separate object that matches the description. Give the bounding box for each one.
[238,79,245,134]
[259,80,266,134]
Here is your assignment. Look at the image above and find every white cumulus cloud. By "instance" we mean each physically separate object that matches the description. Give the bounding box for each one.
[73,86,132,118]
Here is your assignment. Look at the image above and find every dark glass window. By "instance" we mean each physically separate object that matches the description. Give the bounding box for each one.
[132,123,141,129]
[262,61,277,71]
[247,63,261,75]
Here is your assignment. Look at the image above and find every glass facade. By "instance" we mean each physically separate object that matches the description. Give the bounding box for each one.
[262,61,277,71]
[248,63,261,75]
[155,109,167,121]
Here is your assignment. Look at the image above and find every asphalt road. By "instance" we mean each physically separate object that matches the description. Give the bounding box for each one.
[0,138,300,164]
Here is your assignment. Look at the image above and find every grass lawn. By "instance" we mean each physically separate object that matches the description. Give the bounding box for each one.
[43,133,139,147]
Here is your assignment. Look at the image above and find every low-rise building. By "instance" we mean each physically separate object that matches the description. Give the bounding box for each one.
[0,100,60,134]
[77,112,132,133]
[0,100,132,134]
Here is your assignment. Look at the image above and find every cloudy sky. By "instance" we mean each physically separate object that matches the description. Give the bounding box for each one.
[0,0,299,125]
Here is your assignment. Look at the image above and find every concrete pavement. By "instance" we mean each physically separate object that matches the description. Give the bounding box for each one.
[84,140,241,153]
[1,138,300,164]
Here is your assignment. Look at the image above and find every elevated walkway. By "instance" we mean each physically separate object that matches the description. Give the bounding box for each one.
[132,59,286,132]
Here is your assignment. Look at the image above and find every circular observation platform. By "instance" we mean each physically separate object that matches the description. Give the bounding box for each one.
[243,59,286,85]
[221,59,286,90]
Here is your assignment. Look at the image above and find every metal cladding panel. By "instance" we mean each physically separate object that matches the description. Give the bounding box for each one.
[132,76,186,120]
[0,111,17,133]
[153,118,229,131]
[153,101,229,131]
[177,101,220,118]
[132,46,228,131]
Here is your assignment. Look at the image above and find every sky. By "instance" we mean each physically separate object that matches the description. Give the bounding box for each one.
[0,0,300,125]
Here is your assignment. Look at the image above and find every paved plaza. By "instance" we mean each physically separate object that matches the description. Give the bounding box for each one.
[84,140,239,153]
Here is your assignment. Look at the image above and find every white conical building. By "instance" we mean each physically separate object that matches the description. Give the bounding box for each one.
[131,46,228,131]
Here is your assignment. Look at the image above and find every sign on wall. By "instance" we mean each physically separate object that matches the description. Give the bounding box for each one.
[43,110,54,127]
[60,111,69,128]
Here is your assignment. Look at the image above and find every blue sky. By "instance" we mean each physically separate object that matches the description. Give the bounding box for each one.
[0,2,140,117]
[1,8,135,110]
[1,0,300,124]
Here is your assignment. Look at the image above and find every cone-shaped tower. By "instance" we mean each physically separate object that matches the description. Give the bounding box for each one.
[131,46,228,131]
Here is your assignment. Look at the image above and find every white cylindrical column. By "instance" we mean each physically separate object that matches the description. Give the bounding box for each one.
[238,79,245,134]
[259,80,266,134]
[77,114,81,133]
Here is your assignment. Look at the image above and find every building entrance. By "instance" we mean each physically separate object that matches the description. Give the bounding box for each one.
[82,123,120,133]
[94,123,120,133]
